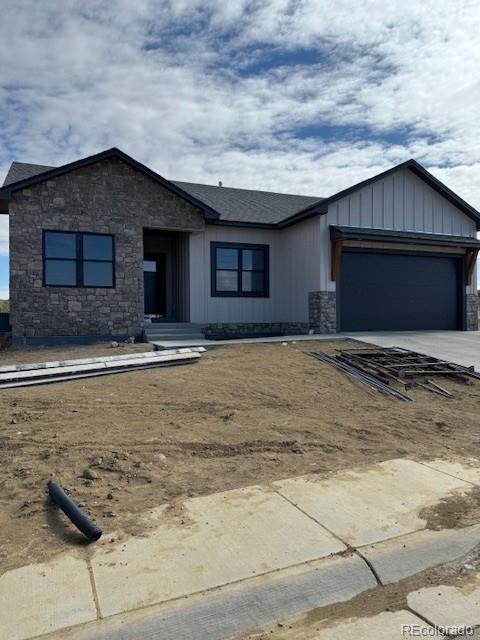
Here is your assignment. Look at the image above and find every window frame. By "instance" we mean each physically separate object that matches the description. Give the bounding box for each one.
[210,241,269,298]
[43,230,116,288]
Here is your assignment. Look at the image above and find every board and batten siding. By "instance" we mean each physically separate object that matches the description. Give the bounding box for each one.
[189,226,277,323]
[320,167,478,292]
[274,217,321,322]
[189,217,322,324]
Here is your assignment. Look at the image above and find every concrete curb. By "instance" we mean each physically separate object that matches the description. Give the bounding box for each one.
[6,458,480,640]
[39,555,377,640]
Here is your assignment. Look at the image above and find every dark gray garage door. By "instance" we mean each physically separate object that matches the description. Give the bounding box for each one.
[339,250,462,331]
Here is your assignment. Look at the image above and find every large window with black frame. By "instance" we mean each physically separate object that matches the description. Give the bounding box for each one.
[211,242,269,297]
[43,231,115,288]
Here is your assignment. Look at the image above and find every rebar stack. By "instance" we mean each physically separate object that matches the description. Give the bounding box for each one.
[308,346,480,401]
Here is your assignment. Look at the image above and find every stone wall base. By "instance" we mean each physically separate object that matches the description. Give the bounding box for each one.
[202,322,309,340]
[308,291,337,334]
[466,293,479,331]
[12,333,139,347]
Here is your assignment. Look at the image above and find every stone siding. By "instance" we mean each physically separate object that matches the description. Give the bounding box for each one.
[466,293,479,331]
[9,157,204,343]
[202,322,309,339]
[308,291,337,334]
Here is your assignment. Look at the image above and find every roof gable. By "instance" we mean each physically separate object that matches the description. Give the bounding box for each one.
[279,159,480,230]
[2,152,479,230]
[0,148,220,221]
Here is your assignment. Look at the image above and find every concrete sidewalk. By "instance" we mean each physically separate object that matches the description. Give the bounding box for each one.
[151,330,480,374]
[347,330,480,371]
[3,458,480,640]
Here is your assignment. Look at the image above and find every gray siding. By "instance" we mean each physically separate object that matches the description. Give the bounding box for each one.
[274,218,321,322]
[321,168,477,292]
[189,226,277,324]
[189,218,322,324]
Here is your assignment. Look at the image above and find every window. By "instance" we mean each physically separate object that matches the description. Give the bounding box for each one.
[211,242,269,297]
[43,231,115,287]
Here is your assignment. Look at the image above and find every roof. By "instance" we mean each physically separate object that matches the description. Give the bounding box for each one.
[1,156,321,226]
[330,225,480,248]
[3,162,55,186]
[2,151,480,229]
[282,159,480,229]
[171,181,322,225]
[0,148,220,221]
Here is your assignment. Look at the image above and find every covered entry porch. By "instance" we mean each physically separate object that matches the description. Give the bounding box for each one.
[143,229,190,322]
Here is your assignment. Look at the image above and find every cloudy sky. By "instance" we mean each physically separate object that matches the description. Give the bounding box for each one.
[1,0,480,298]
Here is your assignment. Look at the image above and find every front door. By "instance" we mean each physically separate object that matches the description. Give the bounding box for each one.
[144,255,166,315]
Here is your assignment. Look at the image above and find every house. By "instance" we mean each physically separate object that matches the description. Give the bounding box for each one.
[0,147,479,346]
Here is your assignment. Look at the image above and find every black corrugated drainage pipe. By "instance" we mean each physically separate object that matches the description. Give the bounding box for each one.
[48,480,102,541]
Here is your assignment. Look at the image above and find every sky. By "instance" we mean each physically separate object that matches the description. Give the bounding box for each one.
[1,0,480,298]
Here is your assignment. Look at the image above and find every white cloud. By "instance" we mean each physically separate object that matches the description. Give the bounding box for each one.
[1,0,480,269]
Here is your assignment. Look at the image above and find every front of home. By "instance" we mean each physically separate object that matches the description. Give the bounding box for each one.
[0,148,479,345]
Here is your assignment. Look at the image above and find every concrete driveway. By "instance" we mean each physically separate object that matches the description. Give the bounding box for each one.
[346,330,480,371]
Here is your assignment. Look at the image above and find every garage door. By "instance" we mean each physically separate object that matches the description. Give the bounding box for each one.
[339,250,462,331]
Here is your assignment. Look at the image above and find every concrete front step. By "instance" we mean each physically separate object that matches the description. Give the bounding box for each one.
[146,334,206,341]
[144,322,203,329]
[144,323,205,342]
[145,328,204,335]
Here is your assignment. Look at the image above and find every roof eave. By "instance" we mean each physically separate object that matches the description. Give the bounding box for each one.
[207,218,278,229]
[0,148,220,221]
[278,204,327,228]
[406,161,480,230]
[280,159,480,230]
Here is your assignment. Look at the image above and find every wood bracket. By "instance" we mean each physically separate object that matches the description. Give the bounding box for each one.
[465,248,479,286]
[331,239,343,282]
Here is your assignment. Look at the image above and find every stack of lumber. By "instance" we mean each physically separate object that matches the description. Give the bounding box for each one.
[0,347,205,389]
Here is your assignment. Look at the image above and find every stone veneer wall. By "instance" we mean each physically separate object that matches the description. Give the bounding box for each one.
[466,293,479,331]
[308,291,337,334]
[9,157,204,343]
[202,322,309,339]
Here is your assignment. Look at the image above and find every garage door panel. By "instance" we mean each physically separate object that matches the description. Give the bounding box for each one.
[340,251,461,331]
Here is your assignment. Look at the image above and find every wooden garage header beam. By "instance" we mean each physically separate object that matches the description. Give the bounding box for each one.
[330,225,480,249]
[330,225,480,284]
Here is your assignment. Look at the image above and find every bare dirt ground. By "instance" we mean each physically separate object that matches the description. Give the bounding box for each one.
[1,339,480,573]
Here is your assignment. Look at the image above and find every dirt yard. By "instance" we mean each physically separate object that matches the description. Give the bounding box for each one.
[1,339,480,573]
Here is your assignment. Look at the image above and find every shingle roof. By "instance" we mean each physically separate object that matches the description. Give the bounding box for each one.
[2,162,54,186]
[5,154,479,229]
[2,160,324,225]
[172,181,323,225]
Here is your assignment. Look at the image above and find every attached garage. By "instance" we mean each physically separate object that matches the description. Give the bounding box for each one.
[331,226,480,333]
[339,250,462,331]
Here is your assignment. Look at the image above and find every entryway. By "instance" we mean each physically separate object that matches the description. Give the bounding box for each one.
[144,255,166,316]
[143,229,190,321]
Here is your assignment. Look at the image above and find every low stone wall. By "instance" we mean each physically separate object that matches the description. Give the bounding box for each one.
[308,291,337,334]
[202,322,309,340]
[466,293,479,331]
[13,333,135,347]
